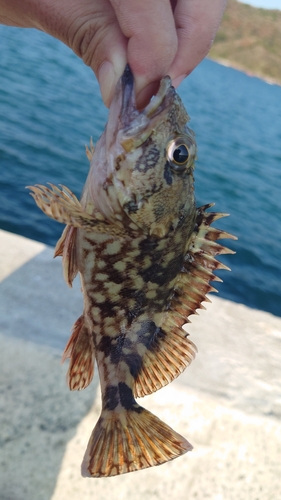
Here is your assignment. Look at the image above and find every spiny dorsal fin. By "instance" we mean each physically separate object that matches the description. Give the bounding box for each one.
[54,225,78,287]
[62,315,95,390]
[134,204,237,398]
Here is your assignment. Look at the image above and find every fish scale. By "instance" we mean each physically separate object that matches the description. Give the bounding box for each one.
[28,64,236,477]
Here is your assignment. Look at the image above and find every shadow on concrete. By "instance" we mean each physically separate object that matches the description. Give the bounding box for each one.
[0,246,83,351]
[0,248,97,500]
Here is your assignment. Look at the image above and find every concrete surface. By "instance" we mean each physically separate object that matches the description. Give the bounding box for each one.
[0,228,281,500]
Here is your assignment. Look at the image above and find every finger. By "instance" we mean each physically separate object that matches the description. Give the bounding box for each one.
[68,0,127,106]
[110,0,178,106]
[168,0,227,87]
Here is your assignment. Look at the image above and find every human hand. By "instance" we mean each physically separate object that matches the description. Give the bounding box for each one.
[0,0,226,107]
[102,0,227,107]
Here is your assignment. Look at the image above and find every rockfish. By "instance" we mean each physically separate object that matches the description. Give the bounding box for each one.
[28,65,235,477]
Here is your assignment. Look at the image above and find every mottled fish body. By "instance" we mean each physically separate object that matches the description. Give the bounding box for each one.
[29,65,235,477]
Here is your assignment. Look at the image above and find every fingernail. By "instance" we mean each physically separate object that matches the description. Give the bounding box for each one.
[98,61,116,108]
[172,74,187,88]
[98,54,126,107]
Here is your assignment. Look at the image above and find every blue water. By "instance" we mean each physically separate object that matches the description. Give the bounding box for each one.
[0,27,281,317]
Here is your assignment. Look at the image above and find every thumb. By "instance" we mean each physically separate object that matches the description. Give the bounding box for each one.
[67,3,127,107]
[110,0,177,107]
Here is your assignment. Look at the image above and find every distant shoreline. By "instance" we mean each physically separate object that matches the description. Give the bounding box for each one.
[209,57,281,87]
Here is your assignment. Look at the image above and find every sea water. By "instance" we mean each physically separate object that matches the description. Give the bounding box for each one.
[0,27,280,317]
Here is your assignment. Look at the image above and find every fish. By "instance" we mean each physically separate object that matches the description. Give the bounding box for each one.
[28,65,236,477]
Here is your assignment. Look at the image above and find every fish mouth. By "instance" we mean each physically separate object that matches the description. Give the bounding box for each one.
[120,64,175,135]
[120,65,136,127]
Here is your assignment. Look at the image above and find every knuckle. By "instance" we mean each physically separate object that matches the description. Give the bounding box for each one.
[72,17,114,70]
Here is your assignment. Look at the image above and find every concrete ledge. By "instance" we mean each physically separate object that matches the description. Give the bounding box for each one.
[0,229,281,499]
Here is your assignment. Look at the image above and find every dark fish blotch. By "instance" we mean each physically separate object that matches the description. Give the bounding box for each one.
[135,145,160,173]
[98,333,128,355]
[151,250,165,263]
[120,288,147,324]
[127,290,147,322]
[124,352,142,378]
[136,320,157,348]
[164,161,173,185]
[98,335,113,357]
[127,309,138,323]
[110,334,126,364]
[99,333,142,376]
[111,269,125,285]
[152,327,166,349]
[110,349,120,365]
[124,199,139,214]
[108,334,135,363]
[138,237,159,254]
[96,300,117,318]
[120,286,138,299]
[142,251,184,285]
[104,385,119,411]
[140,262,167,285]
[118,382,141,411]
[167,253,184,278]
[137,321,166,351]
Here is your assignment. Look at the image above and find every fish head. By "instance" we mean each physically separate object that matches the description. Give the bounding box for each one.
[84,65,197,237]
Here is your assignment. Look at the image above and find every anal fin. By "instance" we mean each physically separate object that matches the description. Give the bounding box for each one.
[62,315,94,390]
[134,325,197,398]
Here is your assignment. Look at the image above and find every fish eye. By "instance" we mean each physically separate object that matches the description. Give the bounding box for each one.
[172,144,189,165]
[166,136,194,172]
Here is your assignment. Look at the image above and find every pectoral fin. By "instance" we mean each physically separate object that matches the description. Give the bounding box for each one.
[28,183,124,235]
[54,225,78,287]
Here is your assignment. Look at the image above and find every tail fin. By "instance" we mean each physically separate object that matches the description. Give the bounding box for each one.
[81,406,192,477]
